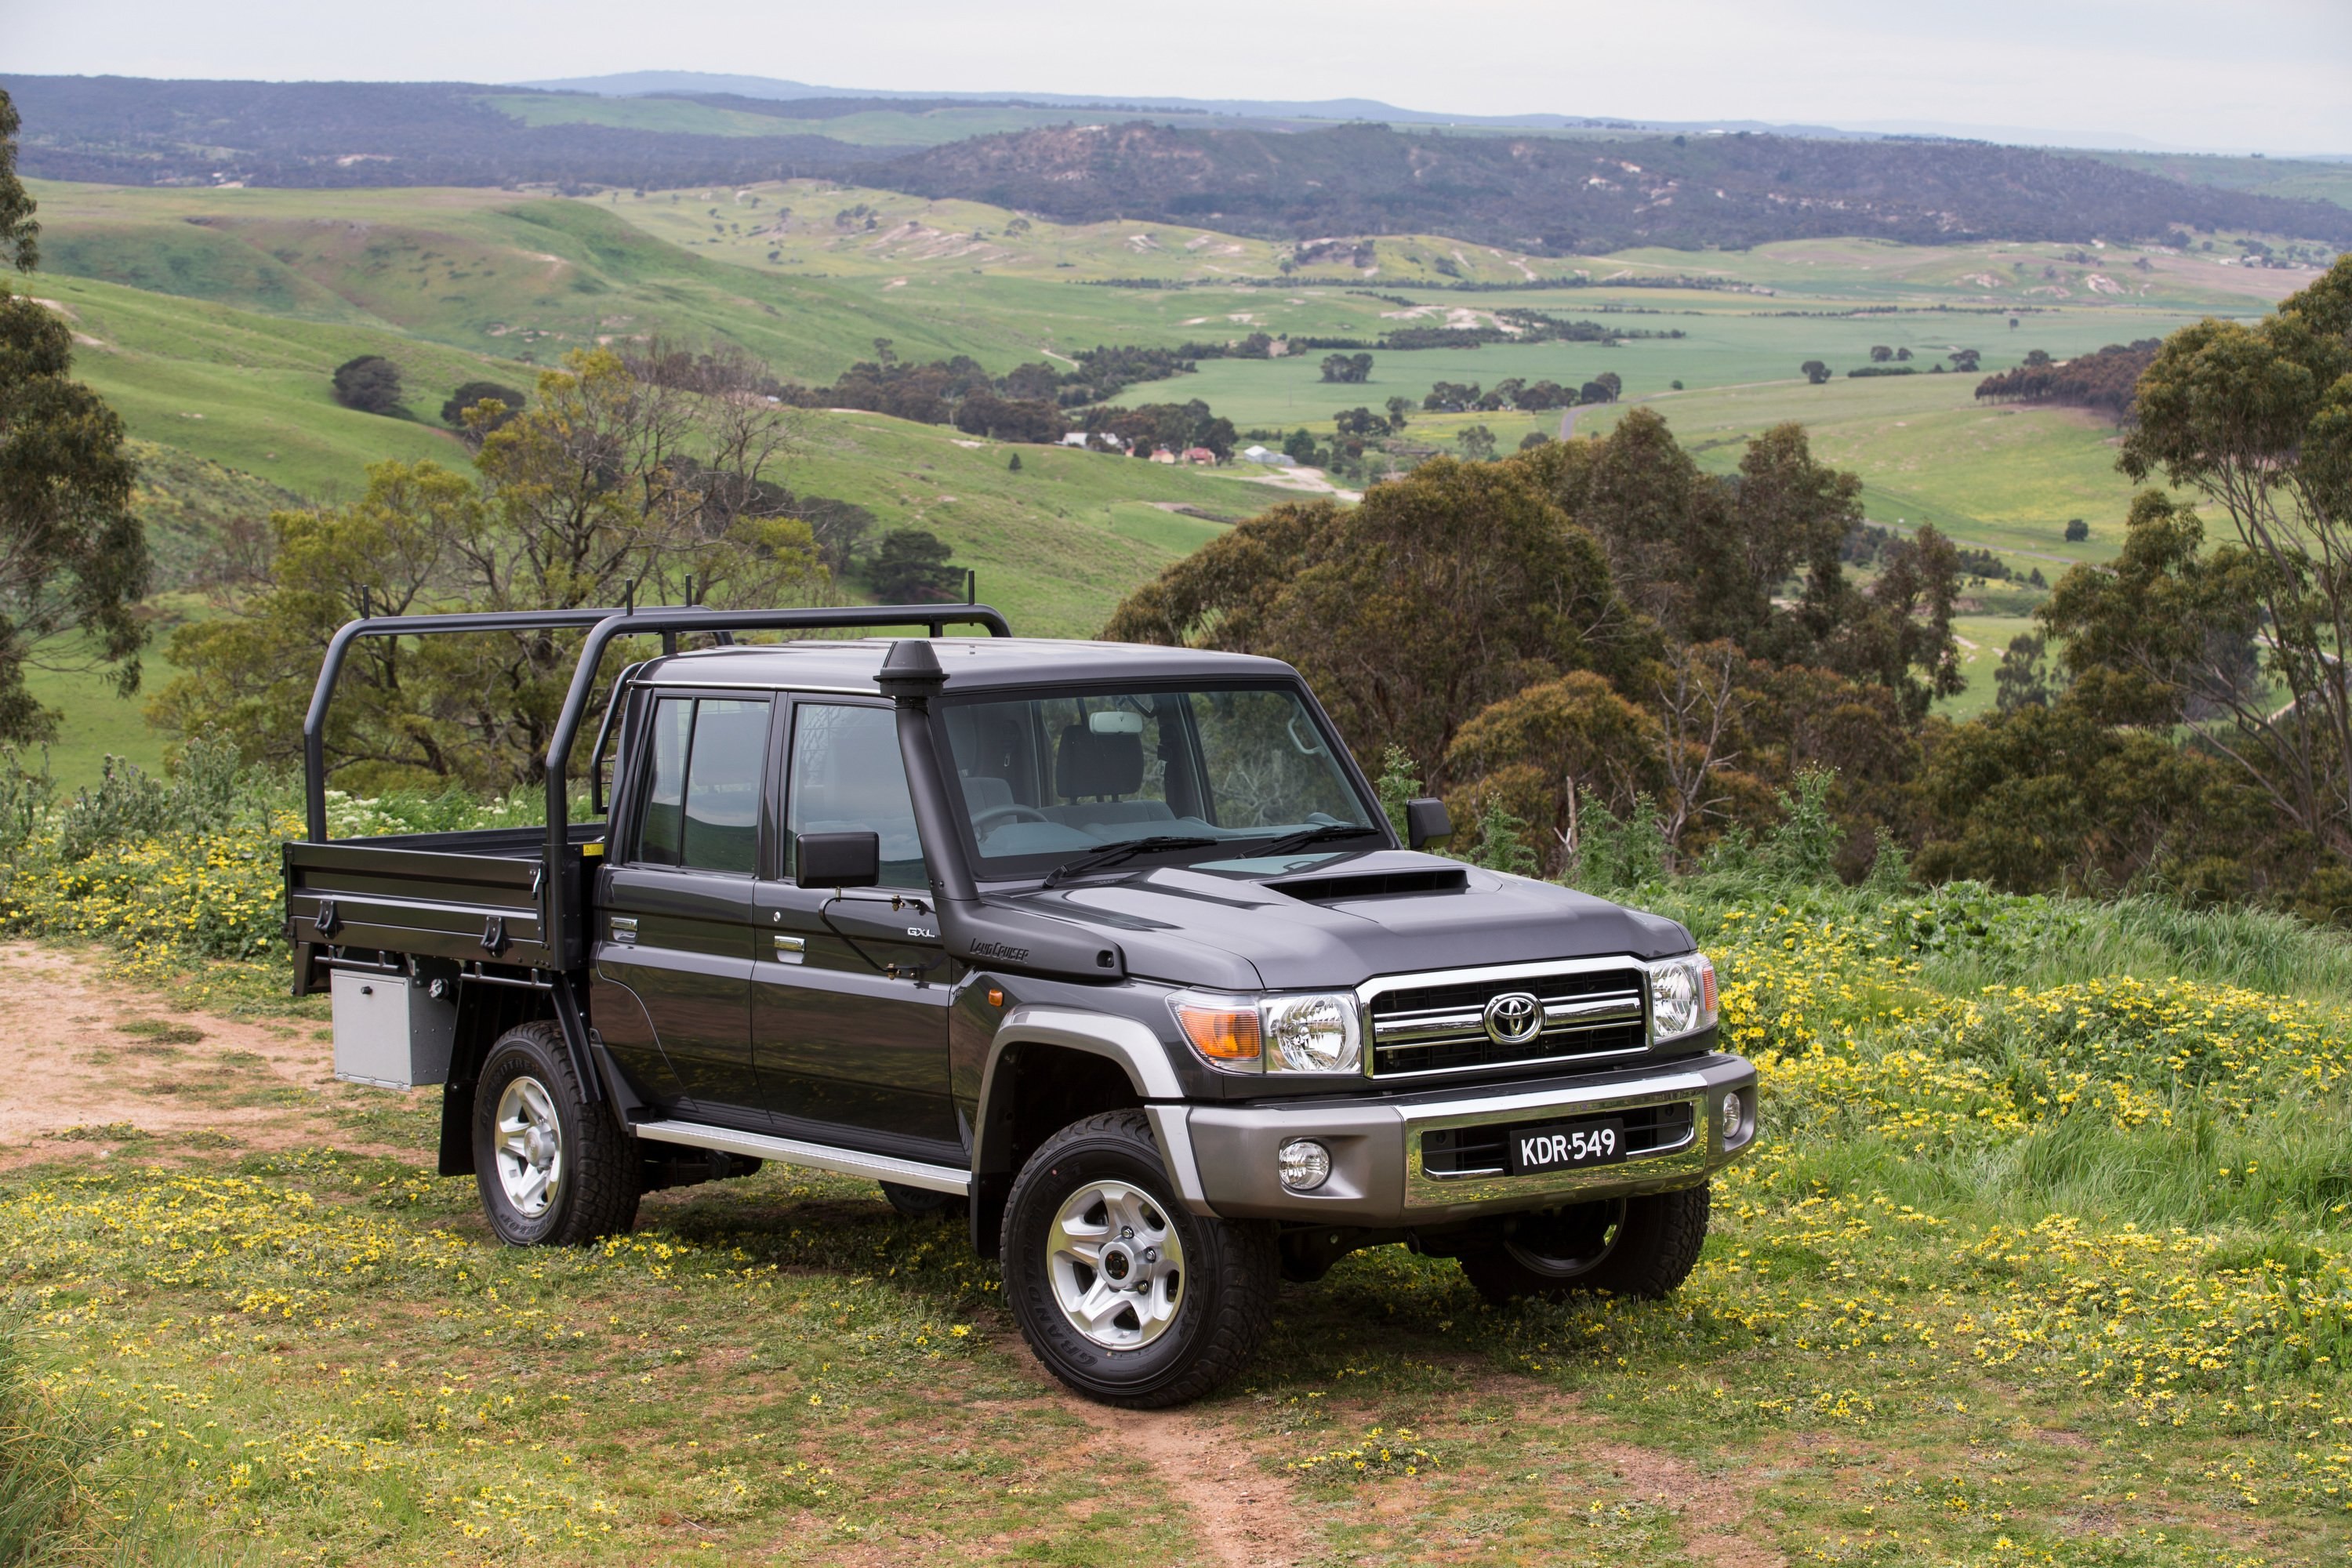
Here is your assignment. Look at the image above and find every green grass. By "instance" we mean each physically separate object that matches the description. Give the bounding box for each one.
[2084,151,2352,212]
[36,271,496,497]
[788,412,1280,636]
[6,880,2351,1563]
[1572,371,2165,568]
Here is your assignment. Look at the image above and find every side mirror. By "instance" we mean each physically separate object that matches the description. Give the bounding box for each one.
[797,831,880,888]
[1405,798,1453,851]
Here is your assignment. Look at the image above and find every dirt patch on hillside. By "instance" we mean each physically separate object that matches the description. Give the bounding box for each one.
[0,942,413,1170]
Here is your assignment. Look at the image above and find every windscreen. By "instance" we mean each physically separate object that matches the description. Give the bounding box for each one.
[940,686,1379,877]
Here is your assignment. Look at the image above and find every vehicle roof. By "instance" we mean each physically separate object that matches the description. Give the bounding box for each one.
[640,636,1303,695]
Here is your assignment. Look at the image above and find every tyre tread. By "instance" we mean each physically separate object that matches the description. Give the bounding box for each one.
[477,1021,639,1246]
[1003,1110,1277,1409]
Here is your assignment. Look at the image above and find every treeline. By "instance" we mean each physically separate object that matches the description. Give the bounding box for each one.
[1105,257,2352,923]
[1974,341,2161,419]
[1290,309,1681,354]
[1422,373,1619,412]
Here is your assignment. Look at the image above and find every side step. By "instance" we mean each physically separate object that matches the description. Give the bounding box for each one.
[632,1120,971,1196]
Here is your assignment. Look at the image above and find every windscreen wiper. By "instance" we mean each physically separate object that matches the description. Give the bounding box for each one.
[1042,835,1222,888]
[1252,822,1387,857]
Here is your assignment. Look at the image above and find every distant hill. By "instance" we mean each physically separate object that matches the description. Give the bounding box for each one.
[865,122,2352,252]
[509,71,1671,131]
[9,75,2347,252]
[2,76,865,187]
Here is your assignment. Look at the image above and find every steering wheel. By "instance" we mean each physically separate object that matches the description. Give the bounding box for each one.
[971,804,1052,832]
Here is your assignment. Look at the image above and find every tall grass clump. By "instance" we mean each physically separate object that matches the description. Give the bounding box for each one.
[0,1327,109,1565]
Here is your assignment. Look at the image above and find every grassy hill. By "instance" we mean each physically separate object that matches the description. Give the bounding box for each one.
[2088,150,2352,210]
[25,180,1145,383]
[17,408,1281,786]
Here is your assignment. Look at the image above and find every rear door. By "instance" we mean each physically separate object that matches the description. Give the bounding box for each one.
[750,698,963,1160]
[594,691,774,1128]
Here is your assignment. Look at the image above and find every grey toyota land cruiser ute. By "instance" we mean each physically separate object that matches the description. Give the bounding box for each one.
[285,604,1760,1407]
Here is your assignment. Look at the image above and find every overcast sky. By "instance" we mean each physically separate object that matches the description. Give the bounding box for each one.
[13,0,2350,154]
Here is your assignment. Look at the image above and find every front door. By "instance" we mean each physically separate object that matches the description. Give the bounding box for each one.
[752,699,961,1160]
[593,691,772,1128]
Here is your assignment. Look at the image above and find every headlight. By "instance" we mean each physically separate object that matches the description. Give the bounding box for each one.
[1649,953,1719,1040]
[1171,991,1362,1074]
[1261,993,1361,1073]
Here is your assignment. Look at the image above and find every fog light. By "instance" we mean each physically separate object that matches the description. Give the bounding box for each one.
[1277,1138,1332,1192]
[1722,1091,1744,1138]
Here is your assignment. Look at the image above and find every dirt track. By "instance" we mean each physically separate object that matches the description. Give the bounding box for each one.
[0,941,415,1171]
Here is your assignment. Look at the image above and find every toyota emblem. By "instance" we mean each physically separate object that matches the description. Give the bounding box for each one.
[1483,990,1543,1046]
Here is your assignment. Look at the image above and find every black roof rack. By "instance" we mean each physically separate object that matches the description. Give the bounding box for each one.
[300,600,1011,844]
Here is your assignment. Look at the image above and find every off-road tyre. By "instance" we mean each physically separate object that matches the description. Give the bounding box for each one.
[471,1022,640,1247]
[1461,1182,1711,1306]
[1000,1111,1277,1408]
[879,1181,962,1220]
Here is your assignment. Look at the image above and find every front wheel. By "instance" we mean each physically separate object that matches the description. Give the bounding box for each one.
[471,1022,640,1247]
[1461,1183,1711,1305]
[1000,1112,1276,1408]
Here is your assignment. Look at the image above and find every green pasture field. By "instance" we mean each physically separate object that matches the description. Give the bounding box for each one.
[1179,299,2215,432]
[27,181,1163,381]
[16,645,183,789]
[34,273,487,498]
[1572,372,2147,567]
[780,411,1283,635]
[2085,151,2352,211]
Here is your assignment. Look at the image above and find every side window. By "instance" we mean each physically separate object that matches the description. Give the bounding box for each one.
[630,695,771,873]
[786,703,926,889]
[635,696,692,866]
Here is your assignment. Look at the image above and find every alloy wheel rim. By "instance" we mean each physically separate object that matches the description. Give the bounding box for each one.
[1045,1179,1185,1350]
[493,1075,563,1219]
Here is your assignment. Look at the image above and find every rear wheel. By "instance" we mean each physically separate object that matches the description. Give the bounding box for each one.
[1000,1111,1276,1408]
[1461,1183,1710,1305]
[471,1022,639,1246]
[879,1181,962,1220]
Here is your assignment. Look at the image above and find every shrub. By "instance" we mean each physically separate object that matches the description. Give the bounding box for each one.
[440,379,524,431]
[1465,800,1538,877]
[331,354,404,415]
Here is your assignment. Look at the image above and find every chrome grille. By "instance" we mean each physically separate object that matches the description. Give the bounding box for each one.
[1365,964,1648,1078]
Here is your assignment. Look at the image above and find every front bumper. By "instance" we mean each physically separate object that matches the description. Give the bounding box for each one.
[1148,1051,1759,1227]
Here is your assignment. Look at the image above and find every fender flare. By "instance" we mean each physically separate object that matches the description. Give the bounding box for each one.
[971,1004,1185,1178]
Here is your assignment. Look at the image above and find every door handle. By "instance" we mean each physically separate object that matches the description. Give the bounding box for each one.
[609,916,637,945]
[773,935,805,964]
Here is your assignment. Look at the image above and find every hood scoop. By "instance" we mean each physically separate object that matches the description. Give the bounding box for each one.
[1269,865,1469,904]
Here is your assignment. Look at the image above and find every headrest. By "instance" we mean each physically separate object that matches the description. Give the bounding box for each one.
[961,775,1015,813]
[1056,724,1144,800]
